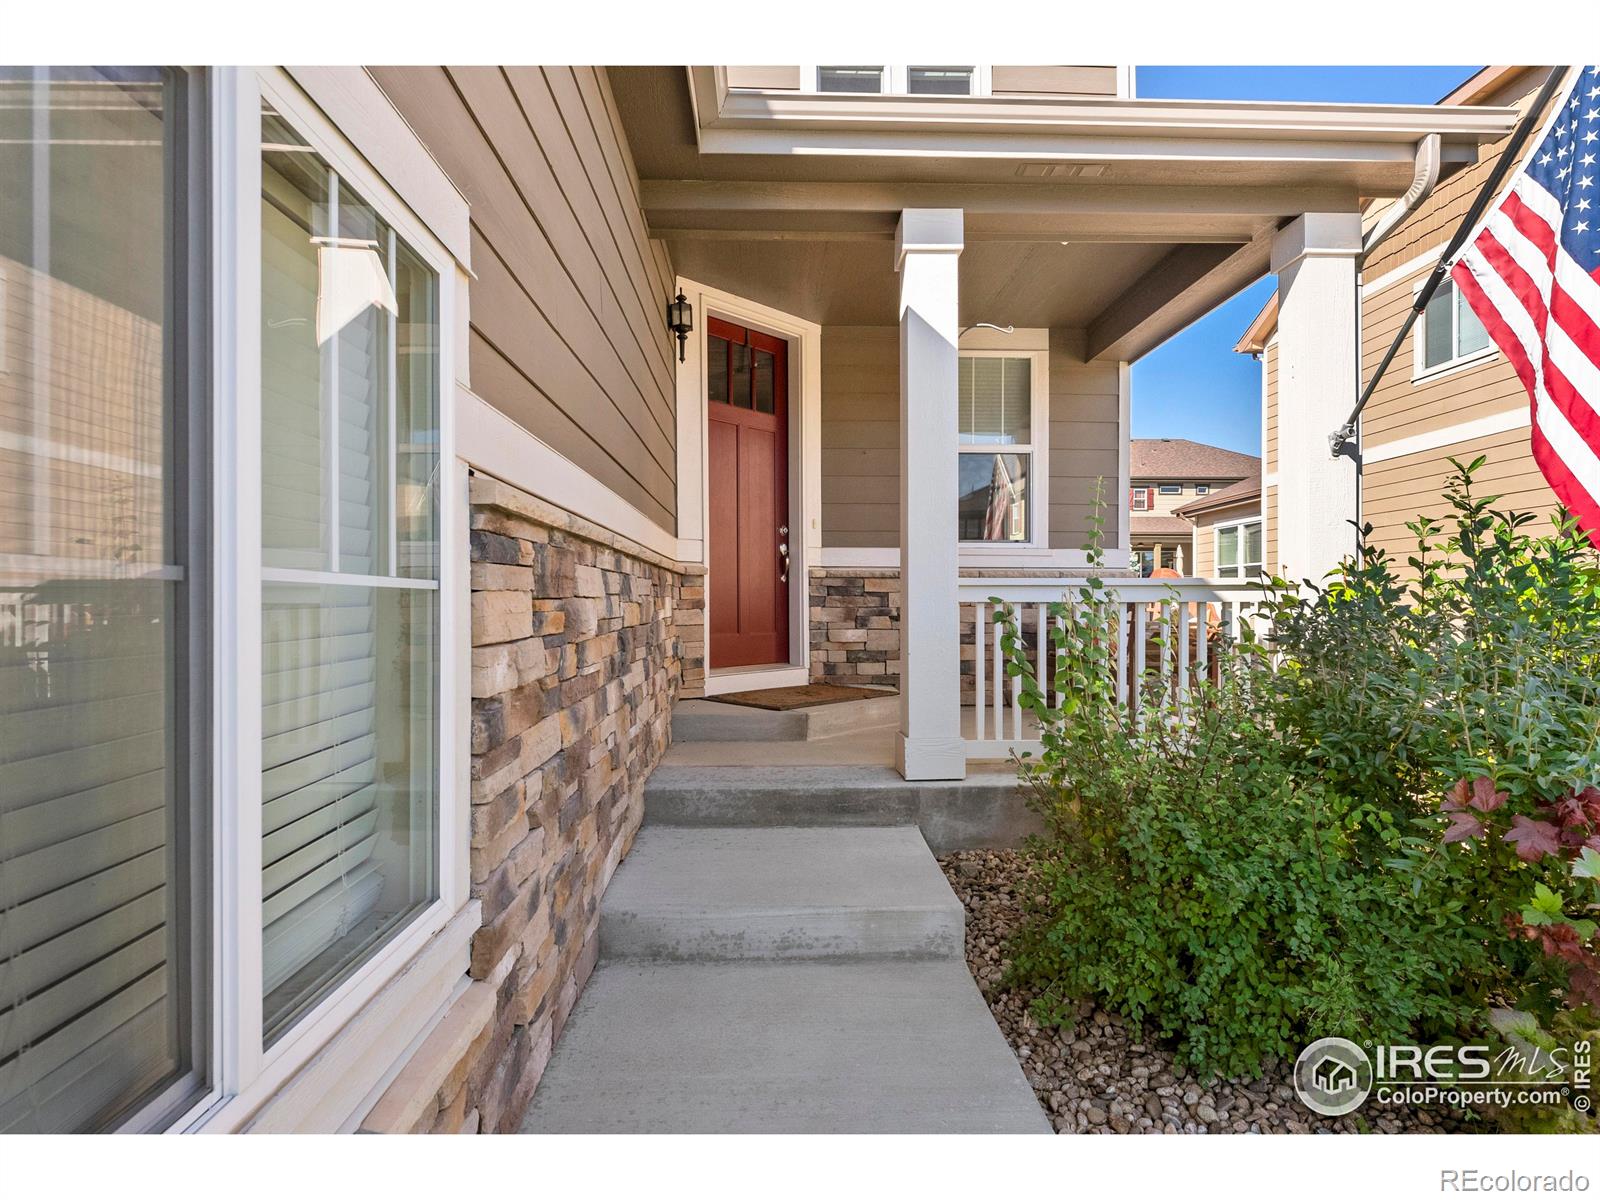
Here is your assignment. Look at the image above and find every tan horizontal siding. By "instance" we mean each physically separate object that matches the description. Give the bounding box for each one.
[820,327,898,547]
[726,66,801,90]
[1263,342,1278,478]
[1190,501,1259,577]
[1264,484,1278,573]
[1362,425,1562,563]
[371,65,678,530]
[1191,525,1215,576]
[991,66,1119,96]
[1358,260,1527,448]
[1048,329,1121,551]
[1363,69,1551,280]
[816,326,1124,551]
[722,65,1118,95]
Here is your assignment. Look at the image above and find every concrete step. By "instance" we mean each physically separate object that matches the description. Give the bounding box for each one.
[643,764,1042,854]
[600,826,963,962]
[519,958,1051,1134]
[670,691,898,743]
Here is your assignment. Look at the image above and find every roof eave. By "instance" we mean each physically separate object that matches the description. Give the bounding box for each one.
[688,66,1519,168]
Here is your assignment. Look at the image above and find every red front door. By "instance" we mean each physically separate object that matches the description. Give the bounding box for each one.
[707,317,789,668]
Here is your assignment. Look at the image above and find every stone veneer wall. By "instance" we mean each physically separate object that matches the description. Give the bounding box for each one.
[808,566,1137,702]
[360,474,701,1134]
[808,568,903,688]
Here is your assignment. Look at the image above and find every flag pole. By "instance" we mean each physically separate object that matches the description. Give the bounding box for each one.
[1328,66,1570,458]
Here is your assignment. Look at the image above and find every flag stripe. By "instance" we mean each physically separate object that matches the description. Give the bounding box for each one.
[1447,70,1600,547]
[1456,245,1600,548]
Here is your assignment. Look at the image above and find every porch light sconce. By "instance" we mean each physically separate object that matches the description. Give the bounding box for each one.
[667,290,693,362]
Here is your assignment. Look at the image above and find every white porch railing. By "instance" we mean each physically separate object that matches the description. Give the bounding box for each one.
[959,576,1269,762]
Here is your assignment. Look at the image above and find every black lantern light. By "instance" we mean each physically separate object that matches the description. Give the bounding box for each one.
[666,289,694,362]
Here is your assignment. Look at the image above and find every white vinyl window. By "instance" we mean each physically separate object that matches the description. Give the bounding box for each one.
[1416,277,1494,376]
[957,353,1047,546]
[1215,518,1264,579]
[0,64,210,1135]
[1130,487,1152,511]
[200,68,461,1132]
[258,101,442,1046]
[808,66,989,96]
[0,65,462,1136]
[1158,483,1182,495]
[1195,484,1211,495]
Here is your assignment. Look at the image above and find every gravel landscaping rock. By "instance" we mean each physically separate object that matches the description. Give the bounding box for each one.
[939,848,1473,1135]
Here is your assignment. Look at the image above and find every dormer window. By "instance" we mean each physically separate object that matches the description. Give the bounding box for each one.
[908,66,976,95]
[810,66,986,96]
[816,66,885,94]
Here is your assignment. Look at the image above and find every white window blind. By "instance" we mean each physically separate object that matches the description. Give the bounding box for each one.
[0,66,206,1134]
[258,106,439,1046]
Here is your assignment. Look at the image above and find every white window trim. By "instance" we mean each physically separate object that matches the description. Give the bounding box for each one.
[1412,275,1498,384]
[957,348,1049,551]
[1130,486,1153,512]
[1158,483,1182,495]
[1212,515,1264,580]
[800,65,993,96]
[178,65,469,1134]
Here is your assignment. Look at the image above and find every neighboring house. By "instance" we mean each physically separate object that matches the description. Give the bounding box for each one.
[1237,66,1566,579]
[1128,438,1260,574]
[1176,475,1264,578]
[0,64,1514,1135]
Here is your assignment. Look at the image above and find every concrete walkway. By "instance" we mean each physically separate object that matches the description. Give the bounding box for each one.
[520,821,1049,1134]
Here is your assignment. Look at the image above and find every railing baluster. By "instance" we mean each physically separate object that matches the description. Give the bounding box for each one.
[974,602,986,743]
[1132,599,1147,721]
[1177,600,1190,712]
[992,601,1004,742]
[1034,603,1047,722]
[1115,599,1129,711]
[958,581,1262,756]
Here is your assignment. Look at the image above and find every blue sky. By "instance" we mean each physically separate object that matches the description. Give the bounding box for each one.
[1127,66,1481,456]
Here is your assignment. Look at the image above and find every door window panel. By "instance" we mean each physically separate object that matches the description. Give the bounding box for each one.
[0,65,207,1133]
[707,334,729,405]
[752,347,775,414]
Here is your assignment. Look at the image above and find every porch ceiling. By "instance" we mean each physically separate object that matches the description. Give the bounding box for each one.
[607,67,1518,361]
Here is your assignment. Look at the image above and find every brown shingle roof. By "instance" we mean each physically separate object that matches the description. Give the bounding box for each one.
[1130,439,1259,482]
[1175,474,1261,518]
[1129,516,1195,538]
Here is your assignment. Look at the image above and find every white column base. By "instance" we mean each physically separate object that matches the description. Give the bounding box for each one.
[896,733,969,781]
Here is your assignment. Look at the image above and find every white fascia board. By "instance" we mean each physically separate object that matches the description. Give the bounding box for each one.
[687,68,1517,165]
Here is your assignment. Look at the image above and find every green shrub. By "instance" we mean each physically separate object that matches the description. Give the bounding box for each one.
[1007,645,1475,1078]
[1265,459,1600,1022]
[998,462,1600,1084]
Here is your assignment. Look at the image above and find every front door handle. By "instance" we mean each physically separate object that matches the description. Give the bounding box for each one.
[779,541,789,584]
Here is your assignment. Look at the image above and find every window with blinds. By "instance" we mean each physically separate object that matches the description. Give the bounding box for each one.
[0,67,207,1133]
[259,104,439,1046]
[957,356,1034,543]
[1217,520,1264,579]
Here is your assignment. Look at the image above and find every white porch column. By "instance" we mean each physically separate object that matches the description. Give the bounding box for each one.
[1271,213,1361,585]
[895,209,965,781]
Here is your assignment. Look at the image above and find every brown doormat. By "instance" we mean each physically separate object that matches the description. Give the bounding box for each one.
[707,684,891,711]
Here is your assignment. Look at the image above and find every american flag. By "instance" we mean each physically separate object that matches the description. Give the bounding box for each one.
[1451,66,1600,547]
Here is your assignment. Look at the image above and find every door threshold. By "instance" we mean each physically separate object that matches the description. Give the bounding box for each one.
[704,664,809,697]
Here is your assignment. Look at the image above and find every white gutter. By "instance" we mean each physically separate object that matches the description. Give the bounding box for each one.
[1359,133,1442,262]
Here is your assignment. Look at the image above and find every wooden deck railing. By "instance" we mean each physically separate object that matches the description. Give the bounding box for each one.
[958,576,1269,762]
